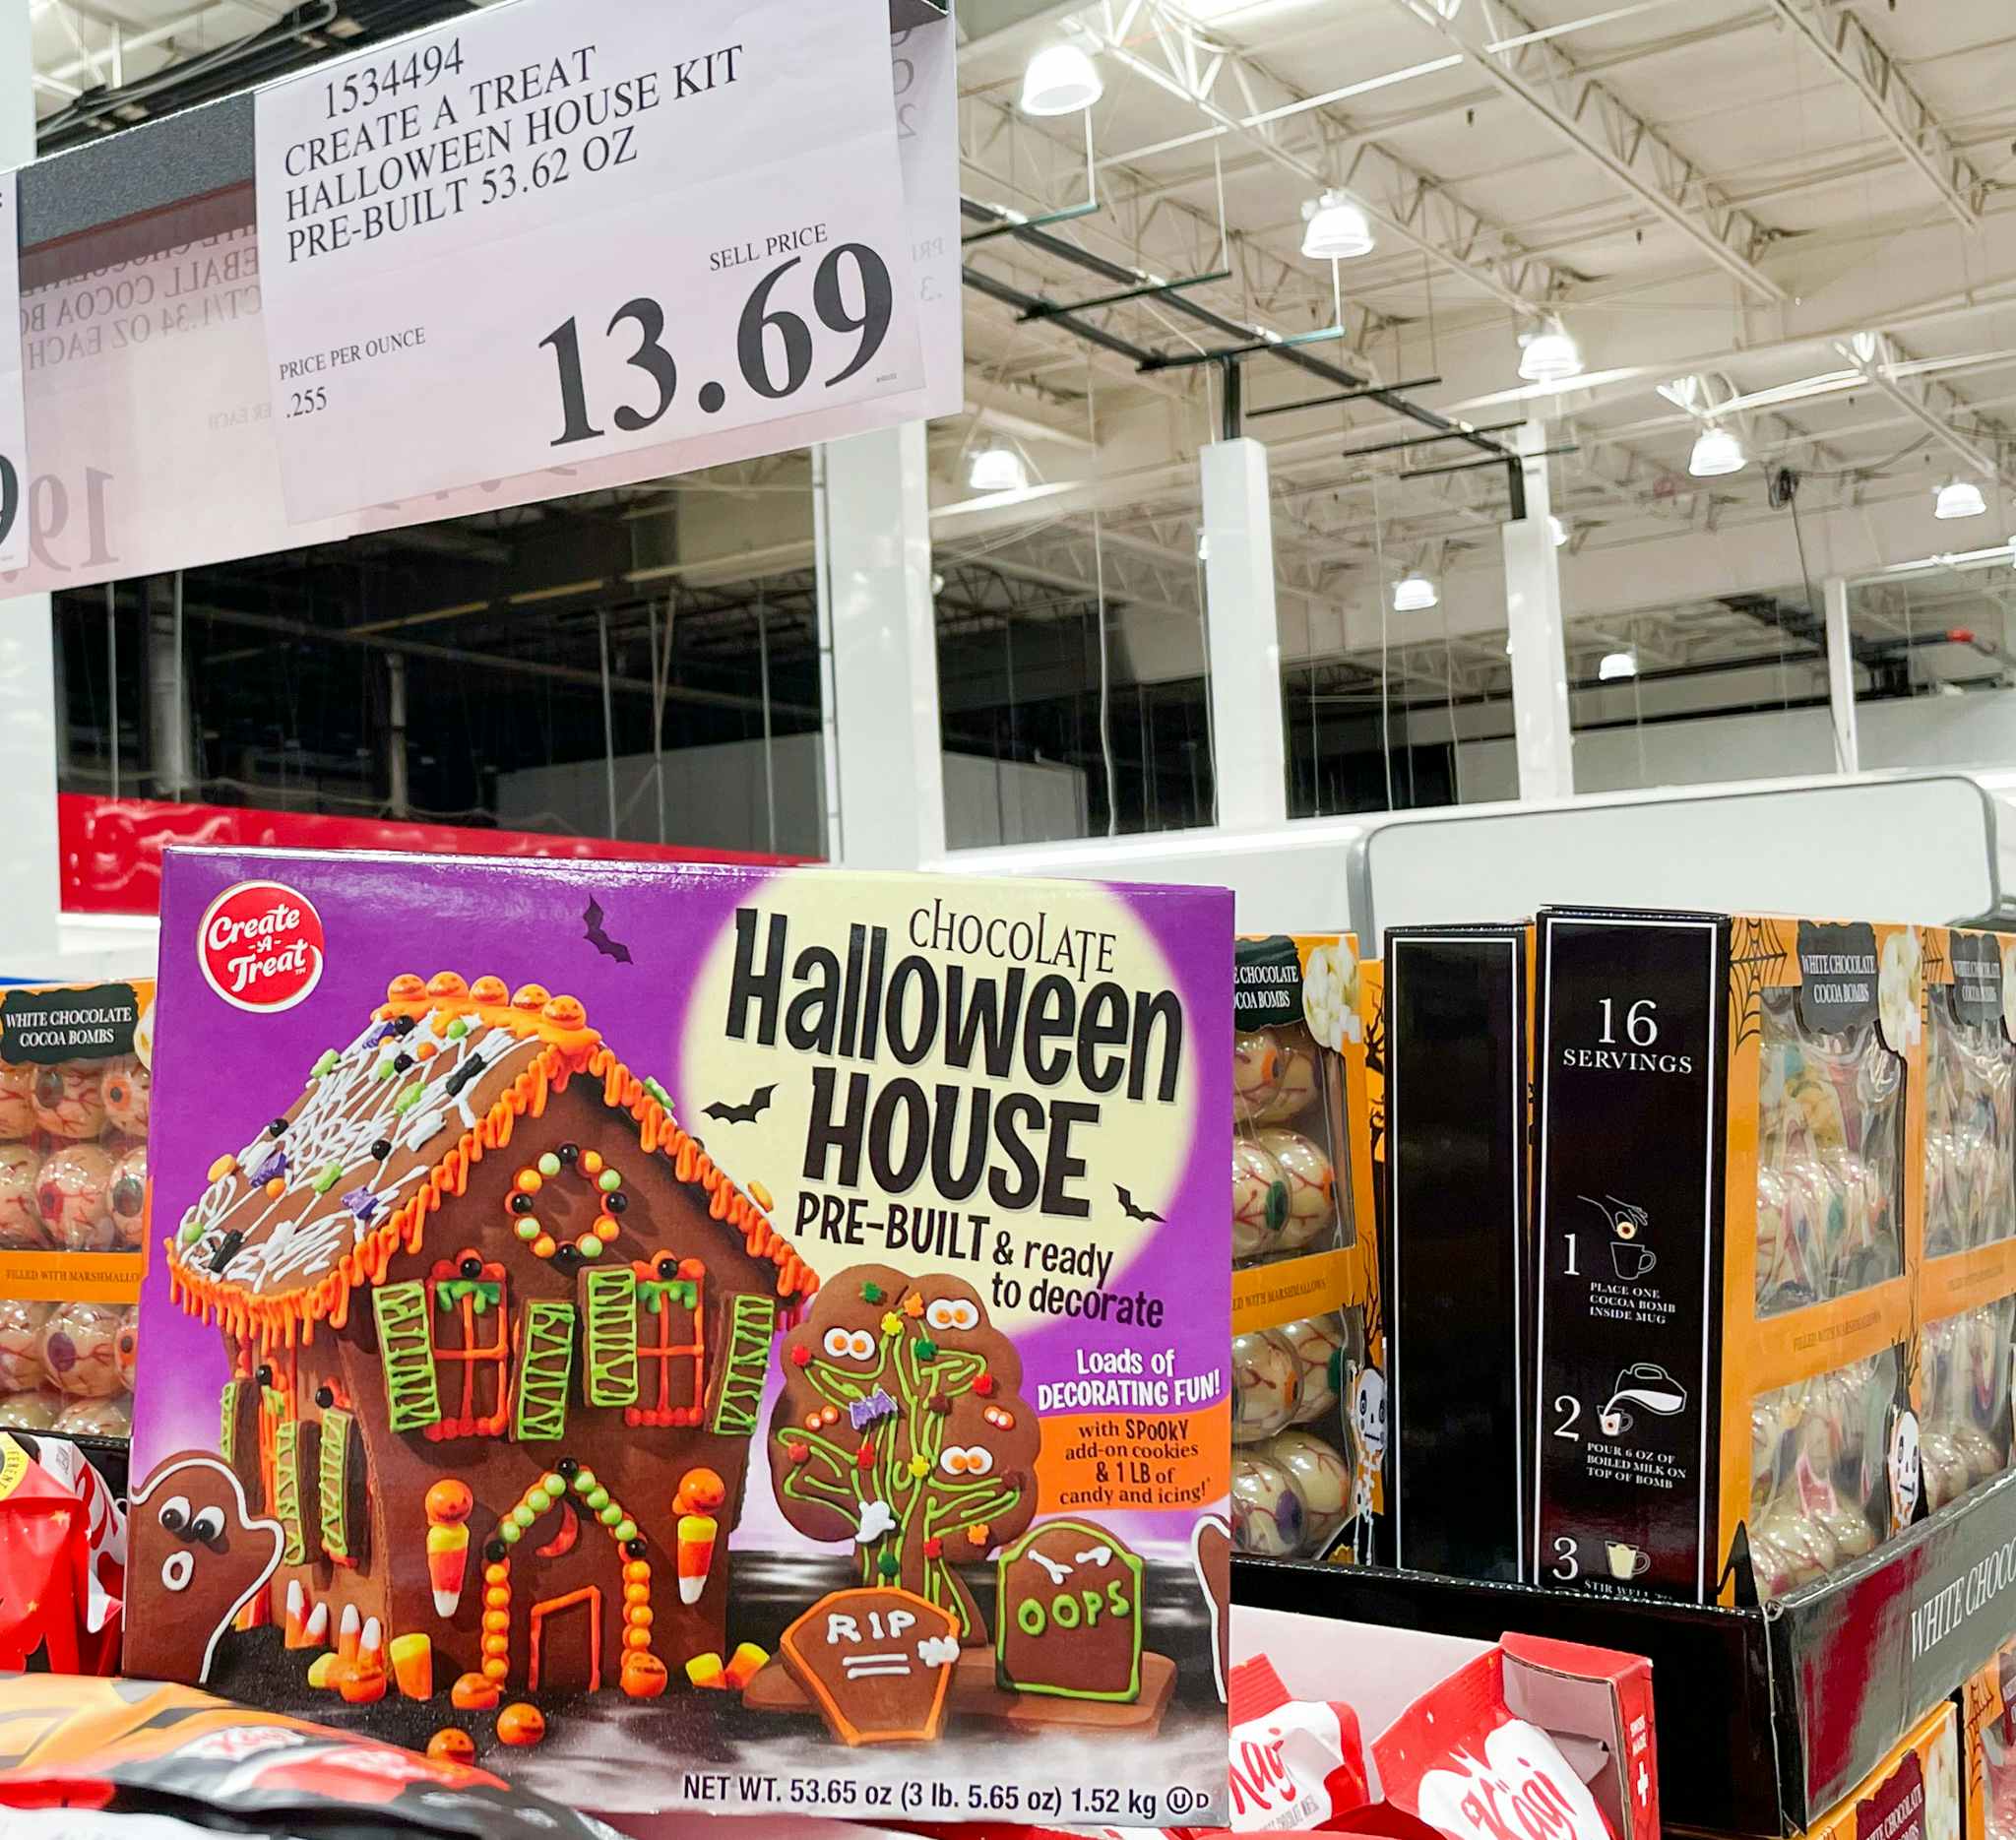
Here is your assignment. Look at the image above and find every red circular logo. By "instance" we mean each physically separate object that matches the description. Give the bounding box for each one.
[198,880,326,1013]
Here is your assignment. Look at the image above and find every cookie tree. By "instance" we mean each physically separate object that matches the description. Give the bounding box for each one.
[771,1264,1040,1639]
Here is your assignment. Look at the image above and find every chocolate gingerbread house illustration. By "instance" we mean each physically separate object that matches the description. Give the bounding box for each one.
[130,972,814,1707]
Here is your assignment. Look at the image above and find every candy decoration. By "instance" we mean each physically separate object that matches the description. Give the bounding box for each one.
[724,1643,769,1690]
[685,1653,725,1688]
[426,1479,473,1618]
[426,1728,475,1764]
[301,1600,330,1650]
[338,1603,361,1665]
[391,1632,435,1700]
[306,1652,342,1690]
[621,1651,669,1698]
[284,1578,307,1648]
[674,1467,726,1606]
[451,1671,500,1711]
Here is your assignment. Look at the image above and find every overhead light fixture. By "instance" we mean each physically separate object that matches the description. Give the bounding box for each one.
[1935,478,1987,521]
[1393,573,1438,612]
[968,444,1029,492]
[1548,514,1568,549]
[1020,42,1102,115]
[930,571,945,597]
[1300,191,1375,261]
[1599,651,1638,681]
[1689,424,1746,477]
[1518,316,1583,384]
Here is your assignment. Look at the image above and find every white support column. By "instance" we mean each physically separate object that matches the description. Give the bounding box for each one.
[1200,437,1289,830]
[0,6,60,964]
[1823,576,1860,775]
[819,420,946,867]
[1501,420,1575,802]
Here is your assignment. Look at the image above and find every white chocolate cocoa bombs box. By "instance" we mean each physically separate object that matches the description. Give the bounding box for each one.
[0,978,155,1448]
[125,851,1232,1822]
[1533,909,1923,1607]
[1380,924,1534,1583]
[1229,933,1377,1566]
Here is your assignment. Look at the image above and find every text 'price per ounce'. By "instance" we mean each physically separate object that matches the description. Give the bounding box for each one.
[539,240,896,446]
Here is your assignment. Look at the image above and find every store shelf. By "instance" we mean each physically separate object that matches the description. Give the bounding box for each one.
[1239,1462,2016,1837]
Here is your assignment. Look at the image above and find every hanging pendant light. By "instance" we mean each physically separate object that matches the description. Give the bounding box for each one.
[1518,315,1583,384]
[1393,573,1438,612]
[968,444,1029,493]
[1300,191,1375,261]
[1934,478,1987,520]
[1548,514,1568,548]
[1020,43,1102,116]
[1689,424,1746,477]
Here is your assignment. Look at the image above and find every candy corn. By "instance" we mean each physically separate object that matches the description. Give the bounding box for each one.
[684,1652,725,1688]
[284,1580,307,1648]
[425,1480,473,1618]
[306,1652,341,1690]
[359,1617,385,1674]
[338,1603,361,1664]
[390,1632,434,1701]
[301,1601,330,1650]
[723,1642,768,1690]
[676,1511,718,1606]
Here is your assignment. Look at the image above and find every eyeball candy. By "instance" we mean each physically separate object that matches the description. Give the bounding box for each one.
[1921,1428,1972,1511]
[40,1301,126,1399]
[0,1391,57,1431]
[32,1063,106,1140]
[36,1143,116,1252]
[1278,1313,1347,1423]
[109,1147,147,1249]
[55,1393,131,1438]
[115,1309,138,1391]
[1231,1450,1305,1556]
[1252,1044,1322,1126]
[1233,1137,1289,1262]
[0,1298,51,1391]
[1755,1499,1839,1586]
[1263,1428,1354,1547]
[1234,1031,1285,1122]
[1256,1129,1336,1249]
[1232,1328,1301,1443]
[0,1144,44,1251]
[0,1065,34,1139]
[100,1057,149,1137]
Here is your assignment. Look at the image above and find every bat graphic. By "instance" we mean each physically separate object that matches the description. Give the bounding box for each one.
[584,897,634,965]
[704,1084,777,1125]
[1115,1184,1165,1224]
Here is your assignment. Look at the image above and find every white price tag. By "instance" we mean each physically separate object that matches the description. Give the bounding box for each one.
[253,0,923,523]
[0,170,28,571]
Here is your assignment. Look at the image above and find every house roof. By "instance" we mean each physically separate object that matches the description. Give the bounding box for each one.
[165,971,816,1344]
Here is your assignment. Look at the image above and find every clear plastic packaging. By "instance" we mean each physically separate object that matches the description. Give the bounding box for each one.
[1754,988,1905,1316]
[1925,967,2016,1256]
[1919,1297,2016,1511]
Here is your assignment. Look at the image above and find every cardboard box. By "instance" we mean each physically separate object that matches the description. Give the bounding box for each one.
[1532,909,1922,1606]
[124,850,1232,1822]
[1230,934,1377,1566]
[1804,1699,1958,1840]
[0,977,157,1446]
[1231,1603,1660,1840]
[1382,924,1534,1583]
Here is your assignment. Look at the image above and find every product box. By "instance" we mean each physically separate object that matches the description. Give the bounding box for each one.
[1382,924,1533,1583]
[1229,934,1377,1566]
[1230,1603,1660,1840]
[1533,910,1922,1606]
[124,851,1232,1822]
[0,978,156,1446]
[1806,1699,1958,1840]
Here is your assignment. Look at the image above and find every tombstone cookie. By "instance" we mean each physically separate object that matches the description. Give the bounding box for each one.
[128,1450,285,1681]
[995,1518,1145,1702]
[780,1586,960,1745]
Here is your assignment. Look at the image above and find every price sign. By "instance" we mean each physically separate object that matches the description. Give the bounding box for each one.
[0,171,27,572]
[253,0,923,524]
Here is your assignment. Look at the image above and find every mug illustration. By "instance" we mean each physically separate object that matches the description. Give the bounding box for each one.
[1597,1363,1687,1439]
[1605,1540,1651,1580]
[1610,1240,1657,1281]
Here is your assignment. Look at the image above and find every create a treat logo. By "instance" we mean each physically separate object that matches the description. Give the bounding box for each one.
[198,881,326,1013]
[685,882,1197,1331]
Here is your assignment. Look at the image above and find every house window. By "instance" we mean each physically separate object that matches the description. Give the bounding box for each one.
[425,1252,511,1438]
[630,1255,706,1428]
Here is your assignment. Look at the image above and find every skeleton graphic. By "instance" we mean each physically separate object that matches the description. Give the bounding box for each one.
[1349,1365,1387,1563]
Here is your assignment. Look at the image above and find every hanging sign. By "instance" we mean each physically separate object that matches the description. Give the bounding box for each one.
[252,0,924,524]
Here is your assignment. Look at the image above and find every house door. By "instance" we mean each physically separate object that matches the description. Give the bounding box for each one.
[527,1586,602,1695]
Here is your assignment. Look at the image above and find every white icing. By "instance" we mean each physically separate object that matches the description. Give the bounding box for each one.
[175,1011,544,1294]
[1029,1551,1071,1585]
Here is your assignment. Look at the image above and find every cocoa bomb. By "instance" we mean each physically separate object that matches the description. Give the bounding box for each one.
[36,1143,117,1252]
[1232,1136,1289,1263]
[32,1063,106,1140]
[1232,1327,1300,1443]
[0,1143,44,1251]
[40,1300,127,1398]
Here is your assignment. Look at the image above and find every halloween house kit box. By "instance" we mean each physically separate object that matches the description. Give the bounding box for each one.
[122,849,1232,1821]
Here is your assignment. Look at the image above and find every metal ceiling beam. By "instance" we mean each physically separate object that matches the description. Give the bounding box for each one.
[1391,0,1787,302]
[1761,0,1988,231]
[1074,0,1568,311]
[1836,331,2010,488]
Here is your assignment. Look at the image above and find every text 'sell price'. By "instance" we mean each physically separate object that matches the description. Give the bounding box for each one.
[538,243,895,447]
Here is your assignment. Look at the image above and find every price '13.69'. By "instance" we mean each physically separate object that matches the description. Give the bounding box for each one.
[538,243,894,447]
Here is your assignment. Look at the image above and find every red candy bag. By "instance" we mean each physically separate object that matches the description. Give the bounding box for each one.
[0,1431,125,1675]
[1372,1649,1616,1840]
[1228,1653,1372,1831]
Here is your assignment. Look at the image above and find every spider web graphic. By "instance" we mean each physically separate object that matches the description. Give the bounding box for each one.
[1729,917,1792,1050]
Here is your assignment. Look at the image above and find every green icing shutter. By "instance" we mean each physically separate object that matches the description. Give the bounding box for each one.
[319,1408,357,1563]
[515,1301,576,1442]
[372,1280,440,1433]
[583,1268,639,1409]
[271,1419,321,1566]
[712,1293,777,1437]
[219,1378,249,1466]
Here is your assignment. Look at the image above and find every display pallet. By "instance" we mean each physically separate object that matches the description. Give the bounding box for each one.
[1239,1463,2016,1836]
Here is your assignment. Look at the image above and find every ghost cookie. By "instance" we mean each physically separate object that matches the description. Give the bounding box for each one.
[128,1451,285,1682]
[1190,1514,1230,1701]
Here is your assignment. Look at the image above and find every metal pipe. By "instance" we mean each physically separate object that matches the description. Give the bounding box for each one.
[1248,376,1443,419]
[596,607,618,839]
